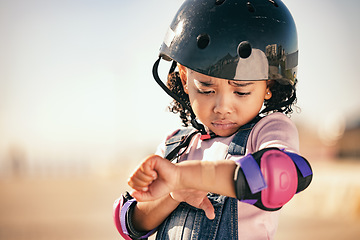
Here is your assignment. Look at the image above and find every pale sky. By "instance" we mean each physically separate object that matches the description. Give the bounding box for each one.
[0,0,359,171]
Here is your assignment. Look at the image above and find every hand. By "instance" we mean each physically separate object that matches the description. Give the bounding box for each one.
[128,155,178,202]
[170,189,215,220]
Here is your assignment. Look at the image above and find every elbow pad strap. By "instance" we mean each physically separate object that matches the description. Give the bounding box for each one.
[113,192,134,240]
[113,192,156,239]
[234,148,313,211]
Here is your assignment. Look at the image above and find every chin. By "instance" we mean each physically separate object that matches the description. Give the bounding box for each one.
[212,128,238,137]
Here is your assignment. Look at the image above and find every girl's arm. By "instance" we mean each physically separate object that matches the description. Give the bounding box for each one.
[131,194,180,232]
[129,149,312,212]
[132,189,215,231]
[128,155,217,232]
[125,155,180,232]
[128,155,237,202]
[177,160,237,197]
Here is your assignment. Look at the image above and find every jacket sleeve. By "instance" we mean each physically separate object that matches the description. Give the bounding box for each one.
[248,112,300,153]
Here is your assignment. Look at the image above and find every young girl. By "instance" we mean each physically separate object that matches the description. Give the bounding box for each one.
[113,0,312,239]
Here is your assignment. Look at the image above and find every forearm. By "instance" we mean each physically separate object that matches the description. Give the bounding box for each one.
[176,160,237,198]
[132,193,180,231]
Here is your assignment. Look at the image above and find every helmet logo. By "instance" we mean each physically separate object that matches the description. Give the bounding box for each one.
[238,41,252,59]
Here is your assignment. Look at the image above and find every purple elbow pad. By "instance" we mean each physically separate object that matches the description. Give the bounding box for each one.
[113,195,134,240]
[234,148,312,211]
[113,192,156,239]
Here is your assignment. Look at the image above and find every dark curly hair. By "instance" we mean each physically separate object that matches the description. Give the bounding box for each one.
[262,80,298,115]
[167,72,192,126]
[167,71,298,126]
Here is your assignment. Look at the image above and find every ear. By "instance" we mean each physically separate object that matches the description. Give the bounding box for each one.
[264,80,274,100]
[177,64,189,94]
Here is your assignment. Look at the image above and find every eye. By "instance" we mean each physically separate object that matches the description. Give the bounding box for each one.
[235,91,251,96]
[198,89,214,95]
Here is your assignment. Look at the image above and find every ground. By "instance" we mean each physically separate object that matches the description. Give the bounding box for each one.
[1,160,360,240]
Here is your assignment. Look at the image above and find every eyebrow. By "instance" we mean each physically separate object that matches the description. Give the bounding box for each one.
[228,81,254,87]
[194,79,254,87]
[194,79,215,87]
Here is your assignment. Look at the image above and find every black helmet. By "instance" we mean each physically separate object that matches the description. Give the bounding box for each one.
[159,0,298,85]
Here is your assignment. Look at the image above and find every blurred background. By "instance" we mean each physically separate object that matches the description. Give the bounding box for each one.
[0,0,359,239]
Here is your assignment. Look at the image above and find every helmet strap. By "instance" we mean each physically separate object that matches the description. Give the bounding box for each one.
[152,57,207,135]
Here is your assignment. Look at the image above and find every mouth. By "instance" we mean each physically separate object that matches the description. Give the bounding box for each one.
[211,120,237,130]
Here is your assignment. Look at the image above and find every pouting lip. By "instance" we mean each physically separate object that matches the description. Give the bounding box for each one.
[211,120,237,130]
[211,120,236,125]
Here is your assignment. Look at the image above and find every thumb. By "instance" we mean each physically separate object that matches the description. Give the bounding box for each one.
[130,189,153,202]
[199,197,215,220]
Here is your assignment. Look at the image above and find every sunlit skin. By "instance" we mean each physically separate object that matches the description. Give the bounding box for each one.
[178,64,272,137]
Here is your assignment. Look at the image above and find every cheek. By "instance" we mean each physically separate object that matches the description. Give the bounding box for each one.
[251,92,266,105]
[253,94,267,111]
[189,93,204,110]
[241,93,266,112]
[188,92,211,116]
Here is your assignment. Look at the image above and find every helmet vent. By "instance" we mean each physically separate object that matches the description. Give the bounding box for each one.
[268,0,279,7]
[246,2,256,12]
[237,41,252,59]
[197,34,210,49]
[215,0,226,6]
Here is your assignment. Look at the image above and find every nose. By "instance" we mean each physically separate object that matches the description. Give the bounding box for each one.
[213,94,233,115]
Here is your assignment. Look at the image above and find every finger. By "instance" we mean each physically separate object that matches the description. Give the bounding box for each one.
[127,166,157,189]
[141,155,159,179]
[133,169,156,183]
[128,176,151,191]
[199,197,215,220]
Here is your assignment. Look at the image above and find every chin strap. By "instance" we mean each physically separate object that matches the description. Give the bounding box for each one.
[152,57,207,135]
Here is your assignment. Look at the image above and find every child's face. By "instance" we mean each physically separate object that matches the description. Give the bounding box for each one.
[180,66,272,137]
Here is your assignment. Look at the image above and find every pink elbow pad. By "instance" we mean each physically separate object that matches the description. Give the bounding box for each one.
[260,150,298,208]
[234,148,313,211]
